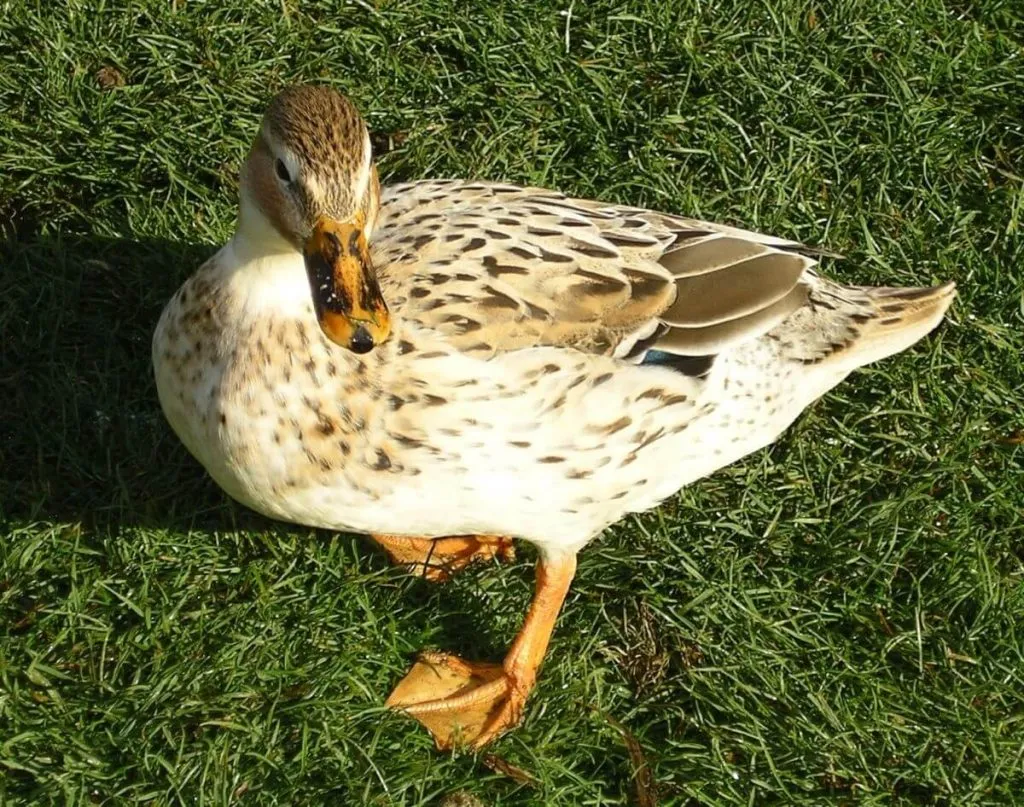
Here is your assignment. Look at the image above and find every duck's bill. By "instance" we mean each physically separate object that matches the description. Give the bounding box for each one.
[303,217,391,354]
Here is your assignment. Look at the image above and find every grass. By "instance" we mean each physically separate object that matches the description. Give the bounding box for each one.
[1,0,1023,804]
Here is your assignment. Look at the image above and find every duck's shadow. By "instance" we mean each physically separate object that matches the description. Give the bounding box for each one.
[0,223,514,659]
[1,227,220,530]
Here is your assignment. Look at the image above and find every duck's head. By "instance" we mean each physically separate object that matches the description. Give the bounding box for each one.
[240,85,388,354]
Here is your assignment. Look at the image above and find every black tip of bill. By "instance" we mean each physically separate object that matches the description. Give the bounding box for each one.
[349,325,375,354]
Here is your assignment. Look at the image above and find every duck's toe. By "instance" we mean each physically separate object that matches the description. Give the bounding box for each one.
[385,651,525,749]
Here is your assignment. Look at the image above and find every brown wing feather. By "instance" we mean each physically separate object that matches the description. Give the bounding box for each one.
[656,284,810,356]
[374,180,816,359]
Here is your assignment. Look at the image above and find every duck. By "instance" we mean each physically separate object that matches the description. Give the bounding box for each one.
[153,84,956,749]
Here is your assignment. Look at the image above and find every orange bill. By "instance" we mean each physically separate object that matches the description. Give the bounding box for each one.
[303,216,390,353]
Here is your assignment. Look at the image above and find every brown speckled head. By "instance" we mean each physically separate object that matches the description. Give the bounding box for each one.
[241,85,389,352]
[241,85,379,247]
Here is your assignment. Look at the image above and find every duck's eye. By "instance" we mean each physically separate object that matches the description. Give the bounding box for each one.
[274,158,291,183]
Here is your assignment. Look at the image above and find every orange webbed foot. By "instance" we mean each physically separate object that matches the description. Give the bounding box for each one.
[370,534,515,582]
[385,651,527,749]
[386,553,578,749]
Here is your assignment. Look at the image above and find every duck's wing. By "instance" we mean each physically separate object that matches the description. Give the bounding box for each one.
[373,180,815,362]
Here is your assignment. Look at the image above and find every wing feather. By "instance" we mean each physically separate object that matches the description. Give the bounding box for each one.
[373,180,817,360]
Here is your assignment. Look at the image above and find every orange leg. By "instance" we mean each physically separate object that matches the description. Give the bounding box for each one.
[386,552,577,749]
[369,533,515,583]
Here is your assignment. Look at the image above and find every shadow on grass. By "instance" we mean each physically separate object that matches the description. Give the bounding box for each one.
[0,220,229,532]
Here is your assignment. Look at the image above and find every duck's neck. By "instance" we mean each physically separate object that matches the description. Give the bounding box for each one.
[221,193,312,313]
[231,190,298,261]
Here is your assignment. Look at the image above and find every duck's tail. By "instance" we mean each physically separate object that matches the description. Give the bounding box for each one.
[786,279,957,370]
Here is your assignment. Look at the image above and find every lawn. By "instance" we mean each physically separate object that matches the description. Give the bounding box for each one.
[1,1,1023,804]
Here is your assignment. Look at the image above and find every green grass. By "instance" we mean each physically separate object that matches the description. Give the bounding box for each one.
[1,1,1023,804]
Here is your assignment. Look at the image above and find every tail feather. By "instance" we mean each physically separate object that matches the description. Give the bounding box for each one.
[842,281,957,367]
[788,280,956,370]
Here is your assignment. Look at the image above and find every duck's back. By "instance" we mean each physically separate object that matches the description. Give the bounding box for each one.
[371,179,954,384]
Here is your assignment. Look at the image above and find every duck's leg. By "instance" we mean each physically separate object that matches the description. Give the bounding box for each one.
[386,551,577,749]
[369,533,515,583]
